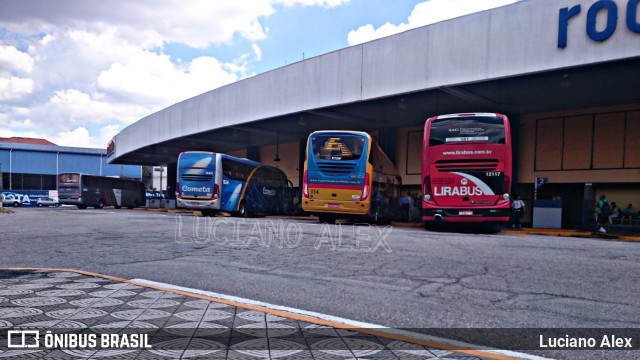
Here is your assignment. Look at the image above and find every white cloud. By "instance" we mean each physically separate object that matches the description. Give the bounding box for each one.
[0,45,34,74]
[0,0,278,49]
[252,43,263,61]
[45,124,120,149]
[0,76,34,101]
[0,45,35,100]
[51,127,95,148]
[0,0,277,148]
[272,0,349,7]
[348,0,518,46]
[48,126,112,149]
[97,53,239,105]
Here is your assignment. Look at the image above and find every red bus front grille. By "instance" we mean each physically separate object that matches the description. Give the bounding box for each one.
[434,159,499,171]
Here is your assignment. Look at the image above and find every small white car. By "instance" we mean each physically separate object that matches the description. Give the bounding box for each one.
[37,197,60,207]
[2,194,26,207]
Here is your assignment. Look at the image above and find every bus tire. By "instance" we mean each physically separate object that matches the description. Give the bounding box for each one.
[202,210,214,217]
[77,205,87,209]
[238,201,247,217]
[95,199,105,209]
[483,222,501,234]
[318,215,335,224]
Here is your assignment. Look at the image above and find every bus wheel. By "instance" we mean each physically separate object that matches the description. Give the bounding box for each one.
[95,199,105,209]
[238,201,247,217]
[318,215,335,224]
[483,222,501,234]
[77,205,87,209]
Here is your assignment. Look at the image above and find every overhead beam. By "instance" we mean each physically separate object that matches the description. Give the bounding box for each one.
[439,86,512,112]
[229,125,300,138]
[307,110,375,127]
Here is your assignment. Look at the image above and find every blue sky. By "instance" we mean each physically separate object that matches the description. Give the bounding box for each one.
[0,0,518,149]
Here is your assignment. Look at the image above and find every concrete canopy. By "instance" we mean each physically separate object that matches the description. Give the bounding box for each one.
[108,0,640,166]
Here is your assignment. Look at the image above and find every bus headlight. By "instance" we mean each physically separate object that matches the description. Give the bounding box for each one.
[423,194,431,201]
[503,193,510,201]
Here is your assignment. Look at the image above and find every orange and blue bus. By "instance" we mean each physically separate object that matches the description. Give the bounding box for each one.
[176,151,292,217]
[58,173,145,209]
[302,131,401,223]
[422,113,512,226]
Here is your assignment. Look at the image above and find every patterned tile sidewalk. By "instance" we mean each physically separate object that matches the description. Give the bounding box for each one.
[0,269,493,359]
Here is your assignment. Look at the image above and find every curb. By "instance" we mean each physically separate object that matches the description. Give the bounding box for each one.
[516,228,640,242]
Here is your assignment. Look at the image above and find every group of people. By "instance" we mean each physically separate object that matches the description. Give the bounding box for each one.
[596,194,638,233]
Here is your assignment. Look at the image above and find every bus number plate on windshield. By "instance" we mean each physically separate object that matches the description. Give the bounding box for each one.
[328,203,339,208]
[459,210,473,216]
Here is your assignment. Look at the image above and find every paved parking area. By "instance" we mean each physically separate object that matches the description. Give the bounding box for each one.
[0,269,494,359]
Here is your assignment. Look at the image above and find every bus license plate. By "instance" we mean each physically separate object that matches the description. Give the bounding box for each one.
[328,203,339,208]
[459,210,473,216]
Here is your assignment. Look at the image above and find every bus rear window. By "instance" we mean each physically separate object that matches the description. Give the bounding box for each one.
[311,135,366,161]
[429,116,505,146]
[59,174,79,184]
[179,153,215,170]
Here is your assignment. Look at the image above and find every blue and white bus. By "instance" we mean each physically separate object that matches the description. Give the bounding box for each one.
[176,151,293,216]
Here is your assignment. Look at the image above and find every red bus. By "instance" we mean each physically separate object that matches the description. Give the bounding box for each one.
[422,113,512,226]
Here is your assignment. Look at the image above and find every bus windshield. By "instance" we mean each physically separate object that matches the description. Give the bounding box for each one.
[58,173,80,184]
[429,116,506,146]
[311,134,366,161]
[179,152,215,181]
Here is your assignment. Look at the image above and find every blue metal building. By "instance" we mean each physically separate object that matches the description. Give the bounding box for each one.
[0,141,142,191]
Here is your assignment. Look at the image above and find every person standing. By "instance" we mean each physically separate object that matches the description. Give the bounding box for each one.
[399,194,411,221]
[608,202,620,225]
[511,195,525,228]
[596,194,610,233]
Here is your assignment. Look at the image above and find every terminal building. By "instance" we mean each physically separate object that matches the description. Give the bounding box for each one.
[107,0,640,228]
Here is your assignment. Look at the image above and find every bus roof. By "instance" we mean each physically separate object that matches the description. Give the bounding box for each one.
[429,113,504,119]
[179,151,285,174]
[308,130,370,137]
